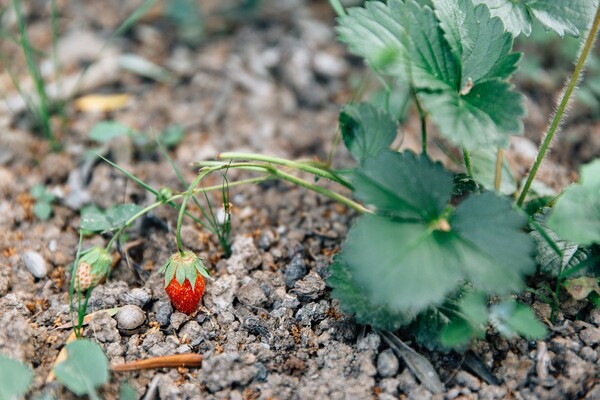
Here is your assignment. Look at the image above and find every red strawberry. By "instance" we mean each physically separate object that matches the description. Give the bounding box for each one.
[160,250,209,315]
[165,275,205,315]
[74,246,112,291]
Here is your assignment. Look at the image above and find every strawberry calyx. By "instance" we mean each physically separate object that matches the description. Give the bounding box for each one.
[160,250,209,289]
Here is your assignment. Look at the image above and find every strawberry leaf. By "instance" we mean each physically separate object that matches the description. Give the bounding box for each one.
[328,257,414,330]
[339,103,398,164]
[54,339,109,397]
[490,300,547,339]
[530,209,590,277]
[473,0,598,37]
[339,0,524,150]
[353,151,453,220]
[548,159,600,246]
[331,153,535,322]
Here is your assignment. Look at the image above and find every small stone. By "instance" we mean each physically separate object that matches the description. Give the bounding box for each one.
[170,312,189,330]
[479,384,507,400]
[258,229,276,250]
[579,346,597,363]
[237,282,267,307]
[227,236,262,274]
[454,371,481,391]
[379,377,399,394]
[152,300,173,326]
[313,51,347,78]
[116,305,146,335]
[291,272,325,301]
[579,327,600,346]
[205,274,237,313]
[157,374,180,399]
[283,253,307,288]
[120,287,152,307]
[397,369,418,394]
[377,349,399,378]
[201,352,258,392]
[179,321,203,346]
[590,308,600,326]
[296,301,328,326]
[22,251,48,279]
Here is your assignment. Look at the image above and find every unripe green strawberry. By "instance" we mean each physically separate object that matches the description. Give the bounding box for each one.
[160,250,209,315]
[73,246,112,291]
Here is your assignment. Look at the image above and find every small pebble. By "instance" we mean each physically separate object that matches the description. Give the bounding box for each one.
[579,327,600,346]
[120,287,152,307]
[454,371,481,392]
[152,300,173,326]
[377,349,399,378]
[22,251,48,279]
[284,253,307,288]
[291,272,325,301]
[116,305,146,335]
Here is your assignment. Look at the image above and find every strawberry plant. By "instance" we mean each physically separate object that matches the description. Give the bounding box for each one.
[81,0,600,359]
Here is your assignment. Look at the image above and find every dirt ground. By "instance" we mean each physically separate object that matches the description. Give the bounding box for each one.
[1,1,600,399]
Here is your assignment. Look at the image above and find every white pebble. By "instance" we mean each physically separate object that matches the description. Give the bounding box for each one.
[22,251,48,279]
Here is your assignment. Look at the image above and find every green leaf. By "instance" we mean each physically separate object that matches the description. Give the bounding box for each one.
[33,201,53,220]
[338,0,457,90]
[548,159,600,245]
[459,290,489,326]
[338,154,534,317]
[434,0,519,85]
[54,339,109,397]
[440,318,475,348]
[105,204,143,228]
[327,257,414,330]
[342,215,464,314]
[339,0,525,150]
[80,211,112,232]
[490,300,546,339]
[353,151,453,220]
[89,121,133,143]
[530,209,590,277]
[474,0,598,38]
[119,382,137,400]
[451,192,536,292]
[418,80,524,149]
[473,0,532,36]
[339,103,397,163]
[0,355,33,399]
[160,124,185,147]
[30,184,54,202]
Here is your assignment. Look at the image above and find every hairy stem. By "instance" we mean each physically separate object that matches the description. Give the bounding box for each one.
[198,161,370,214]
[517,5,600,206]
[462,148,475,180]
[216,152,353,189]
[328,0,346,17]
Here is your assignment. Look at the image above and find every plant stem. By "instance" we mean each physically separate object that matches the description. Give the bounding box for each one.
[216,152,353,189]
[176,168,215,253]
[517,5,600,206]
[269,168,370,214]
[413,88,428,155]
[105,197,183,250]
[197,161,370,214]
[462,148,475,179]
[494,148,504,192]
[328,0,346,17]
